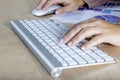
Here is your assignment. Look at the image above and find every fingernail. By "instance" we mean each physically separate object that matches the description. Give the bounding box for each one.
[59,39,64,44]
[43,7,46,10]
[55,11,59,15]
[67,42,72,46]
[81,46,86,51]
[36,6,39,10]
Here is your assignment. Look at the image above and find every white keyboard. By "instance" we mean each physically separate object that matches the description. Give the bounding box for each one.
[10,19,115,77]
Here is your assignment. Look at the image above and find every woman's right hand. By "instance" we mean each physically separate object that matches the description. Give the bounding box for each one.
[36,0,85,14]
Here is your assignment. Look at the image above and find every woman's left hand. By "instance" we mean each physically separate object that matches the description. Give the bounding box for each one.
[60,18,120,50]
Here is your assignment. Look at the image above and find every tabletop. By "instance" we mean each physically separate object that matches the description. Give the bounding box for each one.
[0,0,120,80]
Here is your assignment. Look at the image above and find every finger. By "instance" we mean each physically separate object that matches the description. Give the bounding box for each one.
[81,18,97,24]
[80,19,100,28]
[55,5,76,14]
[37,0,47,9]
[81,35,105,50]
[60,24,83,44]
[42,0,56,10]
[67,26,102,46]
[60,19,100,44]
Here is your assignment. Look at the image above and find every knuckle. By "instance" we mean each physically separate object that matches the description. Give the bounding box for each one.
[94,37,100,42]
[70,28,77,33]
[94,36,101,42]
[81,27,90,34]
[74,25,81,30]
[71,38,78,43]
[82,28,87,33]
[116,43,120,46]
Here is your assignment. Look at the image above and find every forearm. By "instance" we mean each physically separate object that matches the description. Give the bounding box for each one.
[117,24,120,27]
[84,0,109,8]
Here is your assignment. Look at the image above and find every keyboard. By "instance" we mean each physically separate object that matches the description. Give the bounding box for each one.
[94,15,119,24]
[101,1,120,7]
[10,19,115,77]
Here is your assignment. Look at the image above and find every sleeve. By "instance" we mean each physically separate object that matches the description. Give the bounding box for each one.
[83,0,109,8]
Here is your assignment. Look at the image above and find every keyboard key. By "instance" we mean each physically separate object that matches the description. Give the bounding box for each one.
[81,54,96,63]
[67,59,78,66]
[102,55,114,61]
[73,56,87,64]
[87,52,104,62]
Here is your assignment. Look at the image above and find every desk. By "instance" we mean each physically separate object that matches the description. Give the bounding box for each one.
[0,0,120,80]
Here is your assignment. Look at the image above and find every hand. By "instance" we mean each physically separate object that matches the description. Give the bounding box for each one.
[60,18,120,50]
[36,0,85,14]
